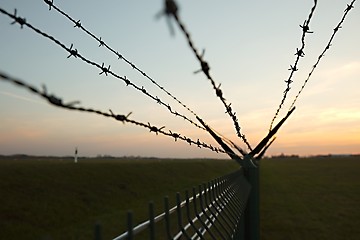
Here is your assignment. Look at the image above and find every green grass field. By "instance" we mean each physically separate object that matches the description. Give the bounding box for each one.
[0,156,239,239]
[260,156,360,240]
[0,155,359,239]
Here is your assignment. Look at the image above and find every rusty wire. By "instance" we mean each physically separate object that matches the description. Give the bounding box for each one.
[157,0,253,151]
[289,0,357,111]
[0,71,228,155]
[268,0,318,131]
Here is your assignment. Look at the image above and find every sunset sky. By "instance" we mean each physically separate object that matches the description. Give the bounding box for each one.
[0,1,359,158]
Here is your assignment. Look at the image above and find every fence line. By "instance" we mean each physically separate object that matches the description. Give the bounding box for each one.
[0,71,227,155]
[110,169,251,240]
[0,7,212,133]
[268,0,318,130]
[0,1,357,239]
[0,1,356,158]
[158,0,253,151]
[1,67,289,162]
[269,0,356,130]
[288,0,356,111]
[42,0,211,134]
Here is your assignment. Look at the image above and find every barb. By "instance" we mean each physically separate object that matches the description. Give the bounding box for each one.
[10,8,26,28]
[42,0,210,133]
[0,71,227,155]
[289,0,357,111]
[158,0,252,151]
[155,0,178,35]
[0,7,206,131]
[269,0,318,131]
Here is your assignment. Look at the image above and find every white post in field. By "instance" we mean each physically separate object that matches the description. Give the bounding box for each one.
[74,147,78,163]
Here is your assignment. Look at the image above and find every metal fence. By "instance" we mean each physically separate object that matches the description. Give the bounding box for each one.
[91,169,252,240]
[1,1,356,239]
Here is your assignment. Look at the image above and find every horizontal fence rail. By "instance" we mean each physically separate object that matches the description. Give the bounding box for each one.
[111,169,251,240]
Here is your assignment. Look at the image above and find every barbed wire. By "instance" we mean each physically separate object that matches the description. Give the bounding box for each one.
[157,0,253,151]
[0,70,228,155]
[0,7,210,132]
[1,1,356,160]
[268,0,318,131]
[42,0,211,133]
[289,0,357,111]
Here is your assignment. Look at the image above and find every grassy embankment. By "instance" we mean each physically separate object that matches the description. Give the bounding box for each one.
[0,156,239,239]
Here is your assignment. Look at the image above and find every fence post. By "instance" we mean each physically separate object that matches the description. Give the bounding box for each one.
[149,201,155,240]
[243,155,260,240]
[127,211,133,240]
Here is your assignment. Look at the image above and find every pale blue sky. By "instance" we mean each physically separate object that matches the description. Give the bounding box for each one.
[0,0,359,158]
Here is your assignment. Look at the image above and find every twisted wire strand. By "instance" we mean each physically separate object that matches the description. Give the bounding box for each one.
[289,0,356,110]
[269,0,318,131]
[158,0,253,151]
[0,70,228,155]
[0,7,206,131]
[42,0,207,132]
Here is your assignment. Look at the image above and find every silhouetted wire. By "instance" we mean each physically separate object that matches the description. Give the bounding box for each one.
[42,0,211,133]
[2,1,354,159]
[289,0,356,110]
[157,0,253,151]
[269,0,318,131]
[0,5,244,156]
[0,7,207,131]
[0,70,229,155]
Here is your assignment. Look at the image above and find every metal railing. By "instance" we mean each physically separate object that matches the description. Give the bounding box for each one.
[104,169,251,240]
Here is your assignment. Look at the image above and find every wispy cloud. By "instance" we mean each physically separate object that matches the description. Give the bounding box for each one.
[318,107,360,123]
[324,61,360,78]
[301,61,360,97]
[0,91,46,106]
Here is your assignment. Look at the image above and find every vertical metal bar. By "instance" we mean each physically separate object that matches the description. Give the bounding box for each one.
[199,184,226,239]
[231,173,248,240]
[127,211,133,240]
[176,192,191,239]
[192,187,216,240]
[221,172,247,239]
[94,222,101,240]
[164,196,172,239]
[236,209,246,240]
[149,201,155,240]
[185,190,204,239]
[221,177,244,237]
[243,155,260,240]
[204,182,231,239]
[228,176,244,216]
[209,181,233,234]
[214,178,233,223]
[234,177,247,240]
[213,179,236,227]
[218,177,239,222]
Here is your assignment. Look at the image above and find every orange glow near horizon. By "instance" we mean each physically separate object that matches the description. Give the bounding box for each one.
[0,1,359,158]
